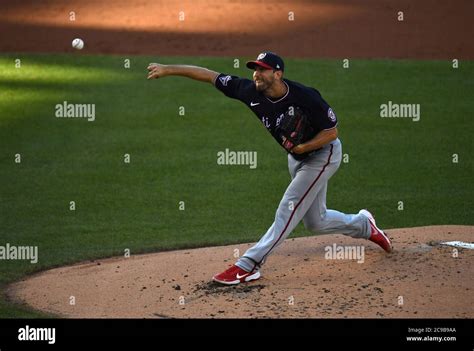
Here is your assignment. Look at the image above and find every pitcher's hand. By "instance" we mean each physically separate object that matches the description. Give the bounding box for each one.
[147,63,167,80]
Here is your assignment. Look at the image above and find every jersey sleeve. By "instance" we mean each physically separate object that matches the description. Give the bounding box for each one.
[306,90,338,130]
[214,73,254,102]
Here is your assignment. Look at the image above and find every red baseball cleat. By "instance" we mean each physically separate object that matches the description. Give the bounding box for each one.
[212,265,261,285]
[359,209,393,253]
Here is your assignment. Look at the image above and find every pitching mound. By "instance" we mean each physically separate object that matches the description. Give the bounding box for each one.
[7,225,473,318]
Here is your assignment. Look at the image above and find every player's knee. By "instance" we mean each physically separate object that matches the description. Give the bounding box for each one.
[304,212,327,233]
[303,219,322,233]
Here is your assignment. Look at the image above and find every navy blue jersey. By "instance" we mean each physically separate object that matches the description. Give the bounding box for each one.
[214,73,338,159]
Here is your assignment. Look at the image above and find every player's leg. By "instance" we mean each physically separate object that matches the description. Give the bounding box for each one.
[302,181,371,238]
[300,138,370,237]
[302,140,392,252]
[214,143,340,284]
[235,141,340,273]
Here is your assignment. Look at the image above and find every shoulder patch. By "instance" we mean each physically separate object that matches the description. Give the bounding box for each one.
[219,75,232,86]
[328,108,337,122]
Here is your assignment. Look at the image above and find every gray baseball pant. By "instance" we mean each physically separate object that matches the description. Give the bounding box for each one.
[236,138,371,272]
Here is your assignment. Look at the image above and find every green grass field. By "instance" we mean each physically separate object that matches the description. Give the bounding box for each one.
[0,54,473,317]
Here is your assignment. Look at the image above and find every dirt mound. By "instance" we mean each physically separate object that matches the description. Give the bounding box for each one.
[8,225,473,318]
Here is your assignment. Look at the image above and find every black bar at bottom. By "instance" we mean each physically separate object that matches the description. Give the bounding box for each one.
[0,318,472,349]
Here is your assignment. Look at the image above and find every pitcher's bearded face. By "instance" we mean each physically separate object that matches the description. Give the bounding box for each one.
[253,67,277,92]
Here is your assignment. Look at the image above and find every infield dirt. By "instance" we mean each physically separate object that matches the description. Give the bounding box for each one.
[8,226,473,318]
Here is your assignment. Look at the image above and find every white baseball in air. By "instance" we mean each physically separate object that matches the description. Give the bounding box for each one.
[72,38,84,50]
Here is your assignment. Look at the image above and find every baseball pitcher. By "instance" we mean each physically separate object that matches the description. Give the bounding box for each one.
[147,52,393,285]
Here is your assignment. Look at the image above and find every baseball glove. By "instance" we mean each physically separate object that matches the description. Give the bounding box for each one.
[277,106,314,152]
